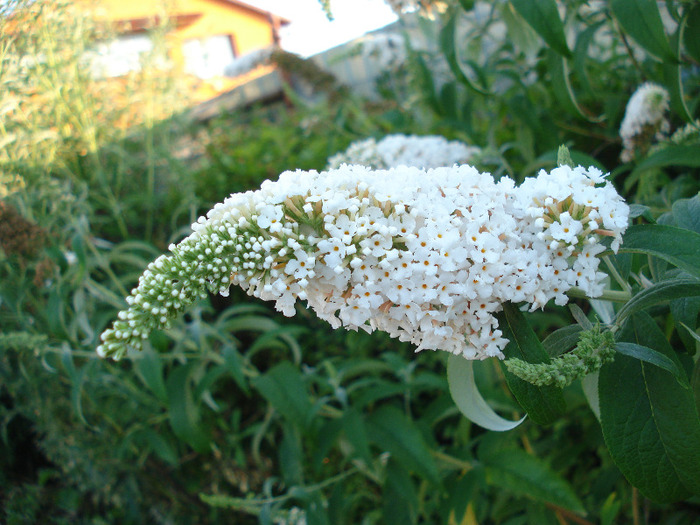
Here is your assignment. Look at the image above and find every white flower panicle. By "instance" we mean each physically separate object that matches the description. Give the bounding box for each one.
[327,134,481,170]
[97,164,628,361]
[619,83,670,162]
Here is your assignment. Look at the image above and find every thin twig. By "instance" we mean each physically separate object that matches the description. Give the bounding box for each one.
[633,487,640,525]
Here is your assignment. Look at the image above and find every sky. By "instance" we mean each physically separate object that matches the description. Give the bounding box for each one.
[243,0,398,57]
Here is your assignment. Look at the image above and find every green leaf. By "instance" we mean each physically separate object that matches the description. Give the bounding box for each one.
[542,325,583,357]
[615,342,688,387]
[342,408,372,463]
[481,448,585,514]
[682,4,700,63]
[611,0,677,62]
[693,359,700,413]
[671,296,700,352]
[662,26,693,122]
[628,204,655,222]
[619,224,700,279]
[166,364,211,453]
[681,322,700,345]
[279,424,304,485]
[500,2,540,58]
[439,11,490,95]
[510,0,572,58]
[547,52,594,120]
[134,344,168,404]
[672,195,700,235]
[61,347,90,427]
[447,355,526,431]
[221,344,250,394]
[615,276,700,325]
[136,429,179,466]
[497,303,567,426]
[382,460,418,525]
[252,361,314,430]
[568,303,593,330]
[599,313,700,502]
[572,20,605,98]
[366,405,440,485]
[457,0,475,11]
[632,145,700,176]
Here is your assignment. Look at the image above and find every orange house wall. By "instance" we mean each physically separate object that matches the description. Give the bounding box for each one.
[81,0,276,68]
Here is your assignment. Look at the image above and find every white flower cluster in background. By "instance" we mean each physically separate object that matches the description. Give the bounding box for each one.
[358,33,407,71]
[97,163,628,361]
[619,83,670,162]
[384,0,422,15]
[327,134,481,170]
[649,119,700,155]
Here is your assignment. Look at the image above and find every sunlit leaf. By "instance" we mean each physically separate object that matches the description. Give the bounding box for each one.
[447,355,526,431]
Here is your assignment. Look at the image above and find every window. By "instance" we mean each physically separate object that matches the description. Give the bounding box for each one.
[182,35,236,78]
[91,34,154,78]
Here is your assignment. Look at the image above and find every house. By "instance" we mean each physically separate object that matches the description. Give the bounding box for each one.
[80,0,289,100]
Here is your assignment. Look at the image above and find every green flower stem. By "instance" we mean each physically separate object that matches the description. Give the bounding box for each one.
[566,286,631,303]
[603,255,632,294]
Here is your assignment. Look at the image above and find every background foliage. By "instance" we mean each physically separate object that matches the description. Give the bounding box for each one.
[0,0,699,523]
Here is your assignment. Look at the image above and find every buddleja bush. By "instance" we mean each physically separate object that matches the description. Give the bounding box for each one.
[3,0,700,524]
[97,0,700,521]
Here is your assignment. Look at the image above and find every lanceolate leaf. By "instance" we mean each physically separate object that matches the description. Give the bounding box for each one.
[542,325,583,357]
[611,0,677,62]
[482,447,585,515]
[682,4,700,63]
[615,277,700,325]
[619,225,700,279]
[672,296,700,352]
[439,10,490,95]
[662,27,693,122]
[510,0,572,58]
[134,344,168,404]
[615,342,688,387]
[632,145,700,174]
[252,361,315,430]
[166,364,212,453]
[599,313,700,502]
[447,355,526,431]
[497,302,566,426]
[547,52,597,121]
[366,405,441,485]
